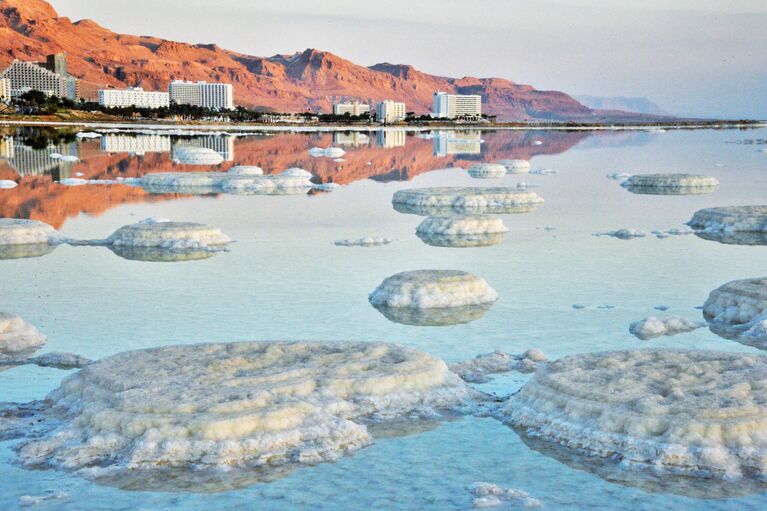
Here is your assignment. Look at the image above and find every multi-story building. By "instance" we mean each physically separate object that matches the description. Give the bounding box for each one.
[333,100,370,116]
[0,78,11,104]
[168,81,234,110]
[98,87,170,109]
[377,130,406,148]
[0,54,79,100]
[100,134,172,154]
[432,92,482,119]
[375,100,406,123]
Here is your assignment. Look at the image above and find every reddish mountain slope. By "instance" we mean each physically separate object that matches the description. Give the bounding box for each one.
[0,0,596,120]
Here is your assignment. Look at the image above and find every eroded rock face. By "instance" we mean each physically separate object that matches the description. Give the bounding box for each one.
[392,187,543,216]
[369,270,499,309]
[15,341,474,487]
[500,349,767,480]
[622,174,719,195]
[688,206,767,233]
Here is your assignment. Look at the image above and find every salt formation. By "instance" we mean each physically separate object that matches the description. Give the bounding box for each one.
[173,147,224,165]
[500,349,767,480]
[49,153,62,159]
[530,168,558,175]
[495,159,530,174]
[0,313,47,358]
[15,341,474,482]
[334,237,394,247]
[703,277,767,346]
[108,245,221,262]
[467,163,507,179]
[310,147,346,158]
[607,172,632,180]
[622,174,719,195]
[0,179,18,189]
[369,270,498,309]
[104,220,232,252]
[227,165,263,176]
[628,316,704,340]
[140,168,314,195]
[416,216,508,248]
[392,187,543,216]
[450,349,547,383]
[0,219,60,246]
[593,228,646,240]
[651,227,694,239]
[19,491,69,508]
[27,352,91,369]
[281,167,313,178]
[59,178,88,186]
[469,483,542,509]
[59,155,79,163]
[688,206,767,235]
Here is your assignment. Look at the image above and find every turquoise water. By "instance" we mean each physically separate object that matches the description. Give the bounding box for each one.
[1,126,767,509]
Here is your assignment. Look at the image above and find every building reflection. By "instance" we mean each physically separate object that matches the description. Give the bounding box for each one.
[376,130,406,149]
[432,130,482,156]
[1,135,79,180]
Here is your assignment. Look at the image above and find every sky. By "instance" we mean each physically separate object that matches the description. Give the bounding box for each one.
[48,0,767,118]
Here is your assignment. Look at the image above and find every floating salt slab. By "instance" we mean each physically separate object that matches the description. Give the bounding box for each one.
[703,277,767,347]
[530,168,558,176]
[105,220,232,252]
[628,316,704,340]
[59,155,79,163]
[370,270,498,309]
[469,483,542,509]
[334,237,394,247]
[688,206,767,235]
[500,349,767,481]
[593,228,646,240]
[0,313,46,358]
[324,147,345,158]
[48,153,62,159]
[450,349,547,383]
[227,165,263,176]
[108,245,219,262]
[416,216,508,248]
[0,219,60,246]
[495,159,530,174]
[27,352,91,370]
[19,491,69,508]
[651,227,694,239]
[392,187,543,216]
[280,167,312,178]
[607,172,632,180]
[622,174,719,195]
[467,163,506,179]
[0,179,18,189]
[173,147,224,165]
[333,158,345,163]
[140,172,223,194]
[59,178,88,186]
[15,341,474,488]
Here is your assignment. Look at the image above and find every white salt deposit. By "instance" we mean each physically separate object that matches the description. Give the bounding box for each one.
[0,313,46,356]
[140,171,313,195]
[76,131,101,138]
[280,167,313,178]
[333,158,346,163]
[688,206,767,234]
[48,153,62,159]
[593,228,646,240]
[173,147,224,165]
[15,341,473,477]
[227,166,263,176]
[622,174,719,195]
[450,349,547,383]
[500,349,767,480]
[703,277,767,326]
[0,180,18,189]
[308,147,325,157]
[532,140,543,146]
[628,316,705,340]
[369,270,498,309]
[324,147,345,158]
[19,491,69,507]
[105,220,232,251]
[530,168,558,175]
[468,163,507,179]
[651,227,695,239]
[495,160,530,174]
[0,219,60,246]
[416,216,508,248]
[59,155,79,163]
[607,172,632,180]
[392,187,543,216]
[59,178,88,186]
[469,483,542,509]
[334,237,394,247]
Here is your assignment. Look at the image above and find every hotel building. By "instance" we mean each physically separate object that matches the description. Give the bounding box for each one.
[168,81,234,110]
[432,92,482,119]
[98,87,170,109]
[375,100,406,123]
[333,101,370,116]
[0,53,79,100]
[0,78,11,104]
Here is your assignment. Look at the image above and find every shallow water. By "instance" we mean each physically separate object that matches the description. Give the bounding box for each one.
[1,126,767,509]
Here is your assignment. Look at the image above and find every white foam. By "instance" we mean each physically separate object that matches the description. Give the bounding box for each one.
[450,349,547,383]
[500,349,767,480]
[628,316,705,340]
[369,270,498,309]
[0,219,60,246]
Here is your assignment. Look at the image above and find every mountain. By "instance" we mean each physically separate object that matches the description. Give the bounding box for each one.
[0,0,603,121]
[574,95,668,116]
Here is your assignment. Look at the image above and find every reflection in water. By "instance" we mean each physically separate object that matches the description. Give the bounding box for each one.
[623,184,719,196]
[107,245,220,263]
[695,231,767,246]
[0,242,58,260]
[372,303,494,326]
[416,231,506,248]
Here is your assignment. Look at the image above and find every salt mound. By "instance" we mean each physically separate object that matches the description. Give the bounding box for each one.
[280,167,312,178]
[140,172,313,196]
[392,187,543,216]
[628,316,704,340]
[0,179,18,189]
[469,483,541,509]
[0,219,60,246]
[140,172,223,194]
[450,349,547,383]
[622,174,719,195]
[467,163,506,179]
[416,216,508,248]
[106,221,232,250]
[59,155,79,163]
[173,147,224,165]
[334,237,394,247]
[500,349,767,480]
[495,160,530,174]
[594,228,646,240]
[703,277,767,326]
[227,166,263,176]
[688,206,767,234]
[324,147,345,158]
[369,270,498,309]
[15,341,473,482]
[0,313,46,357]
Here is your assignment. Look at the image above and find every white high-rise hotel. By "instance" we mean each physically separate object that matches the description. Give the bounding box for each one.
[98,87,170,109]
[169,81,234,110]
[375,100,406,123]
[432,92,482,119]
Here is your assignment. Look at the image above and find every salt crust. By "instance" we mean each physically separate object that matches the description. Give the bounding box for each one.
[334,237,394,247]
[622,174,719,195]
[105,221,232,250]
[140,168,314,195]
[392,187,543,216]
[593,228,646,240]
[450,349,547,383]
[15,341,474,476]
[416,216,508,248]
[173,147,224,165]
[0,219,61,246]
[227,166,263,176]
[369,270,498,309]
[0,313,47,356]
[688,206,767,233]
[501,349,767,480]
[469,482,542,508]
[703,277,767,346]
[468,163,507,179]
[0,179,18,189]
[628,316,705,340]
[495,160,530,174]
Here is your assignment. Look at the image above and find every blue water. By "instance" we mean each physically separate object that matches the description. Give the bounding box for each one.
[1,126,766,509]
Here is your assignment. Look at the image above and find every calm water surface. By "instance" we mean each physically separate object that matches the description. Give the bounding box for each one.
[1,126,766,509]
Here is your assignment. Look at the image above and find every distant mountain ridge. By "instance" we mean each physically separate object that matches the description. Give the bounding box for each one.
[575,95,668,116]
[0,0,657,121]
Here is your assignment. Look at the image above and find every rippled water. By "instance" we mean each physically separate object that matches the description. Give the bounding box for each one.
[1,125,767,509]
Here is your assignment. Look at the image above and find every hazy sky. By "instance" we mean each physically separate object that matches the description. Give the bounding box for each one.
[48,0,767,118]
